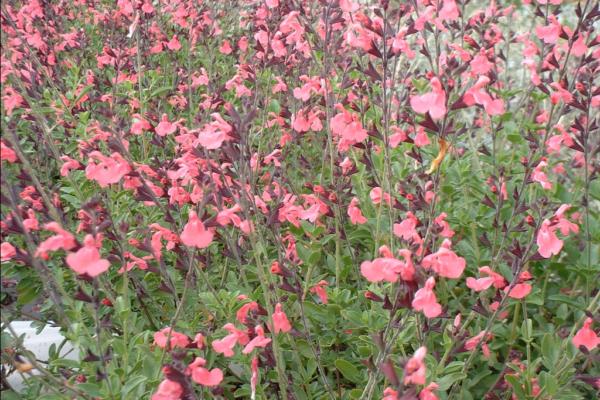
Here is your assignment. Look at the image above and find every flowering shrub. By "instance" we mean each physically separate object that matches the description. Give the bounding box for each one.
[1,0,599,399]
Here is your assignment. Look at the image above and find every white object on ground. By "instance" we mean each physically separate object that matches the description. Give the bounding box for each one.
[3,321,79,392]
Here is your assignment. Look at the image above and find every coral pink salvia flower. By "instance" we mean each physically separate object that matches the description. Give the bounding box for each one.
[236,301,259,324]
[553,204,579,236]
[180,211,214,249]
[421,239,466,279]
[383,387,399,400]
[242,326,272,354]
[66,235,110,277]
[273,303,292,333]
[85,151,131,188]
[394,212,419,241]
[60,156,81,176]
[1,242,17,261]
[370,187,391,205]
[156,114,177,136]
[310,280,329,304]
[404,346,427,385]
[360,258,395,283]
[532,160,552,190]
[1,141,18,163]
[187,357,223,387]
[410,77,447,120]
[212,332,238,357]
[151,379,183,400]
[536,15,561,44]
[348,197,367,225]
[412,277,442,318]
[504,283,532,299]
[536,219,562,258]
[153,327,190,349]
[572,318,599,351]
[331,104,368,152]
[413,127,431,147]
[467,266,507,292]
[193,333,205,349]
[419,383,439,400]
[35,222,77,257]
[465,331,492,358]
[195,113,233,150]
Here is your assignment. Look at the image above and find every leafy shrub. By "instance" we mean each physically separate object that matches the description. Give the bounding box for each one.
[1,0,599,399]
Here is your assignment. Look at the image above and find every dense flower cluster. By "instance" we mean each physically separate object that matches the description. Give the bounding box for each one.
[1,0,598,399]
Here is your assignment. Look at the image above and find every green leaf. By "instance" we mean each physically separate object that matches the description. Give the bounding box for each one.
[547,294,584,309]
[121,376,147,398]
[437,372,467,391]
[539,371,558,396]
[505,375,526,400]
[335,359,361,384]
[78,383,102,397]
[541,334,559,369]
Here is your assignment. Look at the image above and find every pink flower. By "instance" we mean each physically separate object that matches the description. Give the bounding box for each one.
[553,204,579,236]
[2,87,24,116]
[394,212,419,241]
[195,113,233,150]
[412,277,442,318]
[410,77,447,120]
[348,197,367,225]
[331,104,368,152]
[85,151,131,187]
[151,379,183,400]
[167,35,181,51]
[383,387,399,400]
[536,219,562,258]
[532,161,552,190]
[180,211,214,249]
[60,156,81,176]
[470,50,492,74]
[242,326,272,354]
[466,266,507,292]
[504,283,532,299]
[404,346,427,385]
[414,127,431,147]
[536,15,561,44]
[187,357,223,387]
[339,0,359,13]
[35,223,77,257]
[153,327,190,349]
[212,332,238,357]
[1,141,18,163]
[236,301,259,324]
[434,213,454,238]
[1,242,17,261]
[310,280,329,304]
[421,239,466,279]
[463,76,505,116]
[273,303,292,333]
[419,383,439,400]
[465,331,492,358]
[66,235,110,277]
[370,187,391,205]
[571,34,588,57]
[193,333,205,349]
[156,114,177,136]
[572,318,599,351]
[292,109,322,133]
[219,40,232,55]
[439,0,459,22]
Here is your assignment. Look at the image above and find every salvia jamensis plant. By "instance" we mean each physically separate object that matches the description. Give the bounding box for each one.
[1,0,599,399]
